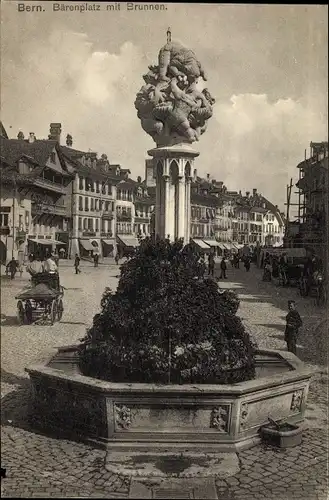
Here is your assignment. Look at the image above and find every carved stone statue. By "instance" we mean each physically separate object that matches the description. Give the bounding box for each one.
[135,29,215,147]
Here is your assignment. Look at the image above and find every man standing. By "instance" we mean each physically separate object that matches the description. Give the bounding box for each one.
[208,252,215,277]
[285,300,303,355]
[93,252,99,268]
[74,254,81,274]
[220,257,227,279]
[7,258,18,280]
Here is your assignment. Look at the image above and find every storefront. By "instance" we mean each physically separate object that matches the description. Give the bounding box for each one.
[116,235,139,257]
[191,238,211,253]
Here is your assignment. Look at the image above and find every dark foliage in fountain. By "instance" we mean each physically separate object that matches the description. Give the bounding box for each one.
[78,237,256,384]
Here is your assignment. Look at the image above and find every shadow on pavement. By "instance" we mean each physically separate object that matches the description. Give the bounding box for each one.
[59,321,86,326]
[0,314,19,326]
[1,381,104,450]
[258,324,285,332]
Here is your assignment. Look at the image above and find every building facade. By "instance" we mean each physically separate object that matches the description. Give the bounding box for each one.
[60,145,120,258]
[0,125,74,261]
[294,141,328,265]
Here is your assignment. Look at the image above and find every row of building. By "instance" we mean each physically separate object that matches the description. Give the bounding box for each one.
[285,141,328,268]
[0,122,285,263]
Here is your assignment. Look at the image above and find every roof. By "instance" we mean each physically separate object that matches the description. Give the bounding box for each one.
[0,137,59,167]
[191,193,220,207]
[60,146,122,183]
[0,121,8,139]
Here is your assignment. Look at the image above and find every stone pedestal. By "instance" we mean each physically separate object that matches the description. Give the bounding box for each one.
[148,144,199,243]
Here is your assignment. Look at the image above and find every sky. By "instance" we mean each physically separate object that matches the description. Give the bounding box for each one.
[1,2,328,210]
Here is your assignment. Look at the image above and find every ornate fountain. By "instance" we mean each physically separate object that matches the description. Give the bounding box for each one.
[25,32,314,477]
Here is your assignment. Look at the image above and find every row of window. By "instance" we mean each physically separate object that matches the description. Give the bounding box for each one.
[117,222,132,234]
[191,224,214,237]
[117,190,133,201]
[78,177,113,196]
[78,217,111,232]
[78,197,114,212]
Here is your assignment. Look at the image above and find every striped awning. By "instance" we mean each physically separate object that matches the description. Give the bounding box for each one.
[117,236,139,248]
[28,238,65,246]
[79,239,95,251]
[192,239,211,250]
[203,239,220,247]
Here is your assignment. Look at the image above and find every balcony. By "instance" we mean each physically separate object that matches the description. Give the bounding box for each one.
[117,213,132,221]
[33,178,67,194]
[81,231,96,237]
[32,203,67,216]
[135,215,150,223]
[101,211,114,220]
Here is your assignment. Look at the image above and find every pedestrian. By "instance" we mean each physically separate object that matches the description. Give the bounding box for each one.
[114,253,120,266]
[220,257,227,279]
[7,257,18,280]
[244,257,251,272]
[199,253,206,278]
[284,300,303,355]
[93,252,99,268]
[74,253,81,274]
[208,252,215,277]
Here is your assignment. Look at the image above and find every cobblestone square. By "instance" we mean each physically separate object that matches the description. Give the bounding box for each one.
[1,261,328,498]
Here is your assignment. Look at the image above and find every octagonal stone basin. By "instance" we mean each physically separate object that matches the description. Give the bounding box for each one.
[25,348,313,453]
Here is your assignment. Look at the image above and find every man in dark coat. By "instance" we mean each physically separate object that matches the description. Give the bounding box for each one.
[208,252,215,277]
[285,300,303,355]
[220,257,227,279]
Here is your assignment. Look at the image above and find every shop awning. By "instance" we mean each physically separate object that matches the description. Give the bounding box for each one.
[28,238,65,246]
[117,236,139,248]
[192,239,210,250]
[216,243,226,250]
[203,239,220,247]
[79,239,95,251]
[102,239,114,246]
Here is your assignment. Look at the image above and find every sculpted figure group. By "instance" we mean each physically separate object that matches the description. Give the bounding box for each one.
[135,36,215,146]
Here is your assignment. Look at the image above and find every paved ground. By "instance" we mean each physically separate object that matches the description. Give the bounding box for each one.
[1,261,328,499]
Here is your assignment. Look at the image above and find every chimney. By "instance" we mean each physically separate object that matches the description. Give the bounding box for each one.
[28,132,36,143]
[253,188,257,196]
[246,191,250,198]
[17,131,24,140]
[239,190,242,195]
[193,169,197,182]
[66,134,73,147]
[206,173,210,181]
[48,123,62,143]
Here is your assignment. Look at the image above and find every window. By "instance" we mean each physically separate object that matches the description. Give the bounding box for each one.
[95,219,99,232]
[90,199,94,211]
[84,198,89,211]
[108,184,112,196]
[88,219,93,230]
[50,152,56,163]
[78,217,82,230]
[0,213,9,226]
[79,177,84,190]
[96,181,100,193]
[79,196,83,211]
[19,214,23,229]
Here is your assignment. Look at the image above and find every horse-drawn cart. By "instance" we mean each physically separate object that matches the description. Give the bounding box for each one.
[15,273,64,325]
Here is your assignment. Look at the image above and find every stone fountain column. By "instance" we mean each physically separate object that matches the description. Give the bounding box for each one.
[148,145,199,243]
[135,29,215,244]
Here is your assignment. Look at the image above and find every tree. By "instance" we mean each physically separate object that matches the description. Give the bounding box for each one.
[79,238,256,384]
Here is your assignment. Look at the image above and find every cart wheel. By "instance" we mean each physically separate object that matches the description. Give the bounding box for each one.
[57,298,64,321]
[17,300,25,325]
[50,300,58,325]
